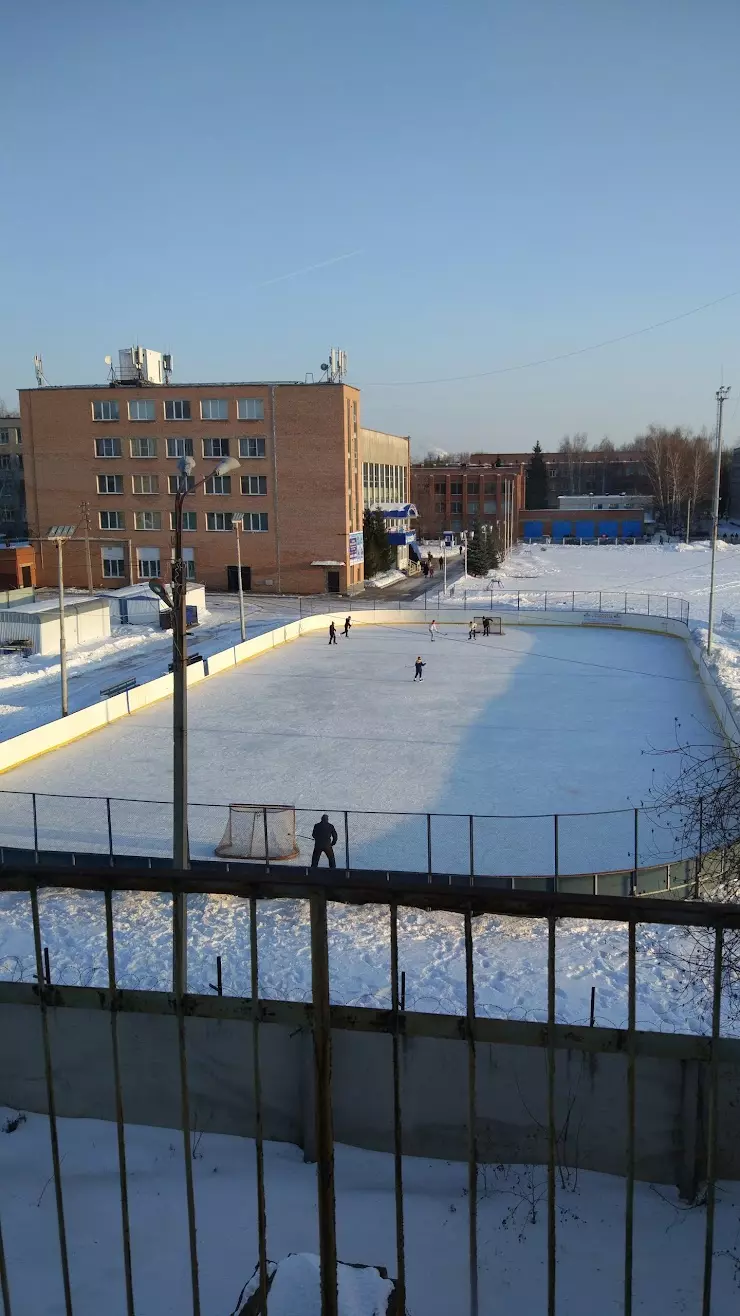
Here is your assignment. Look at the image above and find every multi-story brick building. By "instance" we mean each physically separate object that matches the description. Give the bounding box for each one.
[20,358,409,595]
[0,414,26,539]
[470,450,650,505]
[411,460,526,540]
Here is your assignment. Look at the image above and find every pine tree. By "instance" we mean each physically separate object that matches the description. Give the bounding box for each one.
[526,441,549,509]
[363,508,394,578]
[466,523,489,577]
[483,524,500,571]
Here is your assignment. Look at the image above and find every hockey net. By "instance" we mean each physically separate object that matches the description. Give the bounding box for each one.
[473,615,504,634]
[215,804,299,860]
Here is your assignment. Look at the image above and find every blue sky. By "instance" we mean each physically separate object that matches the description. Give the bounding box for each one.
[3,0,740,454]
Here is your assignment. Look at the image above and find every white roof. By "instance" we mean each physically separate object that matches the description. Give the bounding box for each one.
[0,597,107,616]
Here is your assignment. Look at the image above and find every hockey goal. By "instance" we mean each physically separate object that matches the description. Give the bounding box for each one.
[473,615,504,634]
[215,804,299,861]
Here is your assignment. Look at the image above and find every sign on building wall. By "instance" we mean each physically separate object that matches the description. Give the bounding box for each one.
[349,531,364,564]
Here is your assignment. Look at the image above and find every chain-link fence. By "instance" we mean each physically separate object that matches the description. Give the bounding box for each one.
[295,590,691,623]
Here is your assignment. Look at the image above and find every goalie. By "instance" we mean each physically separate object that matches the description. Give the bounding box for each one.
[311,813,338,868]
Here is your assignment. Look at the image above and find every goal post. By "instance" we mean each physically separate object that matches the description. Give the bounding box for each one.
[215,804,299,860]
[473,615,504,634]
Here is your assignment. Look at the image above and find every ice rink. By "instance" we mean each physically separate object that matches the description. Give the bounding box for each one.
[0,618,719,875]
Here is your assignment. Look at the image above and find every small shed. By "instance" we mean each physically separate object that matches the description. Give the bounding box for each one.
[99,582,207,626]
[0,597,111,656]
[0,545,36,590]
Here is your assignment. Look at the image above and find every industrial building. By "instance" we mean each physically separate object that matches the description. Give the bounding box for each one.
[19,348,411,595]
[411,459,525,540]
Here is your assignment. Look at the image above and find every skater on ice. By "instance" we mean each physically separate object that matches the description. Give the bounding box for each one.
[328,621,337,645]
[429,619,438,642]
[482,616,490,637]
[468,621,477,640]
[414,657,426,681]
[343,615,352,637]
[311,814,338,867]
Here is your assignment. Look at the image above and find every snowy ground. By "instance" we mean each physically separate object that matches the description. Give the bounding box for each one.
[1,1108,738,1316]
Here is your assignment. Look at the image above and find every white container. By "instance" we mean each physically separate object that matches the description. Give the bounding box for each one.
[0,597,111,656]
[99,583,207,626]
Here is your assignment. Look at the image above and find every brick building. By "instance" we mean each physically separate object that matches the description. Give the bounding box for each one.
[0,415,26,538]
[411,460,526,539]
[470,450,650,506]
[20,363,409,595]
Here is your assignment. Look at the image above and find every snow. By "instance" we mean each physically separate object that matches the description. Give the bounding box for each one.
[1,1108,738,1316]
[239,1253,393,1315]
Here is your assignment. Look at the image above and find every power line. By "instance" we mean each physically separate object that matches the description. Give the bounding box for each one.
[362,286,740,387]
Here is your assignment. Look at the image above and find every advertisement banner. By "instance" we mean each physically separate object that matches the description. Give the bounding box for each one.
[349,531,364,564]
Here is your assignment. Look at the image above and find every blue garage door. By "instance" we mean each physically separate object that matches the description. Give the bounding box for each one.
[552,521,571,540]
[598,521,617,538]
[621,520,642,538]
[523,521,543,538]
[575,521,595,539]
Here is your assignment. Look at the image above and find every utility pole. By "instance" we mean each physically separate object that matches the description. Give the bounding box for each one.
[707,385,731,654]
[686,497,692,546]
[80,501,94,594]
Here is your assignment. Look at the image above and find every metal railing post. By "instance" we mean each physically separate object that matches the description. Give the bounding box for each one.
[426,813,432,882]
[517,592,520,611]
[344,811,350,874]
[571,590,574,611]
[647,595,650,616]
[106,797,114,864]
[702,927,724,1316]
[632,808,639,895]
[310,891,338,1316]
[0,1214,12,1316]
[469,815,475,884]
[695,797,704,898]
[599,590,602,612]
[389,903,406,1313]
[464,910,479,1316]
[624,592,627,613]
[553,814,559,880]
[249,896,269,1312]
[263,807,270,876]
[624,919,636,1316]
[547,913,557,1316]
[30,884,74,1316]
[104,888,135,1316]
[173,882,201,1314]
[544,591,548,611]
[32,791,38,860]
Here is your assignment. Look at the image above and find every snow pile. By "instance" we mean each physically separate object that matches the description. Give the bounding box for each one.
[364,569,405,589]
[238,1253,393,1315]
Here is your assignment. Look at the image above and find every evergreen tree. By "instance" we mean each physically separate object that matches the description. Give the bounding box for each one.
[526,441,549,509]
[363,508,394,578]
[466,523,489,577]
[483,524,500,571]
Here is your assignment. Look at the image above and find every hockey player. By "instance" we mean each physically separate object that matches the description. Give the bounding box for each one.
[343,615,352,637]
[429,619,438,642]
[468,621,477,640]
[328,621,337,645]
[414,657,426,681]
[311,814,338,867]
[482,616,490,637]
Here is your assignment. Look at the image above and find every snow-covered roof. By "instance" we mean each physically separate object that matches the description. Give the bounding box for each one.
[0,597,107,617]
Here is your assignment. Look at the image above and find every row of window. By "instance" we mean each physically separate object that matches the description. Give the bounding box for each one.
[434,481,499,496]
[95,435,266,460]
[362,462,408,505]
[102,547,197,581]
[0,428,21,446]
[434,500,498,516]
[99,509,269,533]
[93,398,265,423]
[97,474,267,496]
[0,454,22,470]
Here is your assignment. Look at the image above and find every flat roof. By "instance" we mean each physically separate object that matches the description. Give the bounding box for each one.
[0,597,107,617]
[18,381,356,393]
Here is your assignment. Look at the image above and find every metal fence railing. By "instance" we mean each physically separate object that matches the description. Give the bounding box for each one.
[295,591,691,624]
[0,864,737,1315]
[0,787,704,888]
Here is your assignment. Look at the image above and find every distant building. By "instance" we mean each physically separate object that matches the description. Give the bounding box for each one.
[519,507,646,542]
[470,450,651,507]
[411,460,525,540]
[361,428,415,569]
[730,448,740,521]
[0,415,26,539]
[19,349,410,595]
[557,494,653,513]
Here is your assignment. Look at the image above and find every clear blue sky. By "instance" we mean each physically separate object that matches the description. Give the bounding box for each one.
[3,0,740,454]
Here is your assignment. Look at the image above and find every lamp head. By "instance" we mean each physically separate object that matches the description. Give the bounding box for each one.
[214,456,240,478]
[148,579,173,609]
[178,456,196,477]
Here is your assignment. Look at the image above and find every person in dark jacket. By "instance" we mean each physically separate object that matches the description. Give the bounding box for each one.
[311,814,338,867]
[329,621,337,644]
[414,657,426,681]
[343,615,352,637]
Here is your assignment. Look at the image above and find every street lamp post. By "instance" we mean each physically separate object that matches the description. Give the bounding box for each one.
[150,455,240,993]
[230,513,247,643]
[708,386,731,654]
[47,525,78,717]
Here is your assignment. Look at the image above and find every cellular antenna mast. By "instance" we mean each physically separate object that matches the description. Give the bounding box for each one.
[33,354,48,386]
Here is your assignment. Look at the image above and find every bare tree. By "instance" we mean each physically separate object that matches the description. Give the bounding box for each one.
[634,426,711,532]
[559,433,588,493]
[0,399,14,419]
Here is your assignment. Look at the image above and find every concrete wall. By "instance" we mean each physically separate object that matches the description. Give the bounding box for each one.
[2,1000,739,1191]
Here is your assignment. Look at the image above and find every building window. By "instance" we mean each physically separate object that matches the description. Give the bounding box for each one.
[0,455,10,470]
[434,482,446,495]
[171,547,196,580]
[137,548,161,578]
[484,500,497,515]
[128,400,155,421]
[164,400,191,421]
[237,398,264,421]
[244,512,268,532]
[451,501,463,514]
[450,482,462,496]
[434,501,445,513]
[99,510,125,530]
[130,436,158,459]
[102,549,126,578]
[134,511,162,531]
[95,437,121,458]
[171,510,197,531]
[241,475,267,496]
[168,474,195,494]
[97,474,123,494]
[0,428,20,446]
[166,437,193,459]
[93,400,120,421]
[204,474,231,495]
[206,511,233,531]
[132,474,159,495]
[239,437,266,459]
[467,501,478,515]
[484,482,496,496]
[467,483,479,496]
[203,437,230,458]
[200,399,229,420]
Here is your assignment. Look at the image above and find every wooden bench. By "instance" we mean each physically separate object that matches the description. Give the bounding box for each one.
[0,638,33,657]
[100,677,138,698]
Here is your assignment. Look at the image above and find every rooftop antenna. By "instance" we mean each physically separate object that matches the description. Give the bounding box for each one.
[104,354,114,382]
[321,348,348,383]
[33,354,47,387]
